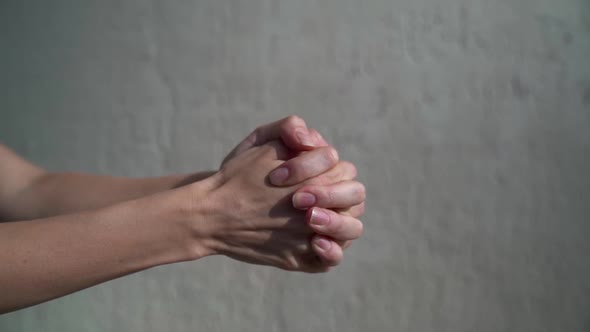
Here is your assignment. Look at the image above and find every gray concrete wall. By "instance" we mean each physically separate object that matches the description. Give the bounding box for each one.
[0,0,589,331]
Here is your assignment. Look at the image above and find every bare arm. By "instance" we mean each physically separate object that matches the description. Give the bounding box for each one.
[0,179,214,314]
[0,116,365,305]
[0,116,319,221]
[0,144,214,221]
[0,141,365,314]
[0,144,44,220]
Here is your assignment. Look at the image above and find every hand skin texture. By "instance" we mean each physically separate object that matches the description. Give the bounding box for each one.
[0,116,365,313]
[220,116,365,261]
[201,140,364,272]
[0,116,364,262]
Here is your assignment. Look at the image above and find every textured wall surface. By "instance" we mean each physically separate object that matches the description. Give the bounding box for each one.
[1,1,589,331]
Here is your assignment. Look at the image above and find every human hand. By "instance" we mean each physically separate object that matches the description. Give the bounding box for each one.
[221,115,323,167]
[189,140,363,272]
[220,116,365,267]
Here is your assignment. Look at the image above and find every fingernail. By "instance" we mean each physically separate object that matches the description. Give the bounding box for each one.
[314,238,331,251]
[296,130,315,147]
[293,192,316,208]
[310,208,330,226]
[269,167,289,185]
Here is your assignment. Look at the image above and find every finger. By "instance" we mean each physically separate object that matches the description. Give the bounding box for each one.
[340,240,352,250]
[298,256,332,273]
[301,160,357,186]
[336,202,366,218]
[324,239,352,251]
[269,146,339,186]
[311,235,343,267]
[251,115,316,150]
[260,139,294,161]
[292,180,366,209]
[307,207,364,241]
[308,128,330,147]
[223,116,314,165]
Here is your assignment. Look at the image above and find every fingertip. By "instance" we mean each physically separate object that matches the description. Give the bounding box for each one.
[312,236,343,266]
[305,206,315,221]
[329,146,339,164]
[293,192,317,209]
[314,146,339,167]
[308,207,332,229]
[313,236,332,251]
[284,115,306,128]
[308,128,329,147]
[295,129,316,149]
[281,116,315,150]
[275,147,338,185]
[269,167,290,185]
[345,202,366,218]
[278,127,314,152]
[341,161,358,180]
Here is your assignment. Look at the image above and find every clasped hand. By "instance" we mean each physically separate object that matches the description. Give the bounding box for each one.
[182,116,365,273]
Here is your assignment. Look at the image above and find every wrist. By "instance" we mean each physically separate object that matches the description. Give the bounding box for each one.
[172,172,225,261]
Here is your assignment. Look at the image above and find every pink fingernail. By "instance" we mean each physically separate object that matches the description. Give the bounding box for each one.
[296,130,315,147]
[293,192,316,208]
[269,167,289,185]
[310,208,330,226]
[314,238,331,251]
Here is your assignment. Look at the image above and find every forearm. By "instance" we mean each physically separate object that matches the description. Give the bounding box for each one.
[2,170,215,221]
[0,185,211,314]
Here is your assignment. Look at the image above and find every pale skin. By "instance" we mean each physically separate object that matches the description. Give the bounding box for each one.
[0,116,365,314]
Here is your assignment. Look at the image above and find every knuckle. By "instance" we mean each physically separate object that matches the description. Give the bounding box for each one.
[320,189,336,205]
